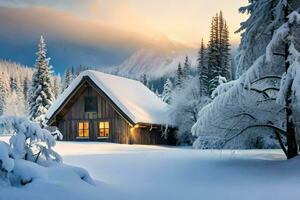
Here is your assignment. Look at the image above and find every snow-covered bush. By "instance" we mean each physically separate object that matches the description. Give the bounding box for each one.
[0,116,62,164]
[0,116,94,187]
[0,141,14,186]
[171,78,210,144]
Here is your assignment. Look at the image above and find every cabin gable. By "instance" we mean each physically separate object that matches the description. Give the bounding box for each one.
[49,77,174,144]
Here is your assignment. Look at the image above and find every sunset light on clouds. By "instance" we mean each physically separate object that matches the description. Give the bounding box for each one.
[1,0,247,45]
[0,0,248,70]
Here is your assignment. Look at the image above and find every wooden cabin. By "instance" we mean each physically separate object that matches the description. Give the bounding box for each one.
[46,70,176,145]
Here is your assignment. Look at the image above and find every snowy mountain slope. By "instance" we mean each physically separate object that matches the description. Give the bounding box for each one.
[112,37,197,80]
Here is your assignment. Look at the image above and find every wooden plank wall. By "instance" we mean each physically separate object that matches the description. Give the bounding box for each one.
[55,82,170,145]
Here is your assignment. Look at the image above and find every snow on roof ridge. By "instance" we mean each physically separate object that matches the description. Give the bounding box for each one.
[84,69,143,84]
[46,70,172,125]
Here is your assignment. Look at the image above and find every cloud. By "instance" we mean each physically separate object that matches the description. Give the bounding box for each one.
[0,6,153,72]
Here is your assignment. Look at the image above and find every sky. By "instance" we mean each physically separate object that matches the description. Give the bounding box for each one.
[0,0,248,73]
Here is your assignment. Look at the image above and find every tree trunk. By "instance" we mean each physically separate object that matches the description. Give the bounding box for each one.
[284,3,298,159]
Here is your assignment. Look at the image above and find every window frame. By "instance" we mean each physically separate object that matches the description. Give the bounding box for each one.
[84,96,98,113]
[98,121,110,138]
[77,121,89,138]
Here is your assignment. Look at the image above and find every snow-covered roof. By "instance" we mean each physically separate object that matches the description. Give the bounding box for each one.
[46,70,172,125]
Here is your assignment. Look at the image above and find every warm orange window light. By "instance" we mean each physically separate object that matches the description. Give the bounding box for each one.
[78,122,89,137]
[99,121,109,137]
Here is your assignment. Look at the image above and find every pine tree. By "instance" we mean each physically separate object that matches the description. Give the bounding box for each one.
[234,0,278,77]
[10,77,17,92]
[28,35,54,124]
[0,71,9,115]
[207,11,231,94]
[63,68,73,91]
[162,78,173,104]
[52,75,61,99]
[175,62,183,88]
[4,89,26,117]
[207,14,220,94]
[197,38,209,95]
[141,74,148,87]
[23,77,29,101]
[183,56,191,80]
[155,89,161,98]
[220,22,231,80]
[150,84,155,92]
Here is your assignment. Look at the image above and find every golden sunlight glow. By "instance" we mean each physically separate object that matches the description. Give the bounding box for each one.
[87,0,248,45]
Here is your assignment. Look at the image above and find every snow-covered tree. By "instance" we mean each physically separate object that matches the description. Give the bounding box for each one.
[9,77,17,92]
[0,71,9,116]
[220,22,231,80]
[197,38,209,95]
[175,62,183,88]
[266,7,300,158]
[140,74,148,87]
[28,35,54,124]
[207,11,231,94]
[161,78,173,104]
[4,90,26,117]
[22,77,29,102]
[62,68,73,91]
[183,56,191,80]
[207,14,220,94]
[192,0,300,159]
[155,89,161,98]
[234,0,285,77]
[171,77,211,144]
[52,75,61,99]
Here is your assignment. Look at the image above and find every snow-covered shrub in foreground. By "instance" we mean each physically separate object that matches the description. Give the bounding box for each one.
[0,141,14,186]
[0,116,94,187]
[0,116,62,164]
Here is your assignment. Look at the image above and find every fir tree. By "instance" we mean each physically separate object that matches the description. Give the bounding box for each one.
[162,78,173,104]
[207,11,231,94]
[28,35,54,124]
[183,56,191,80]
[63,68,73,91]
[52,76,61,99]
[0,71,9,115]
[207,14,220,94]
[150,84,155,92]
[4,89,26,117]
[23,77,29,101]
[155,89,161,98]
[175,62,183,88]
[220,22,231,80]
[10,77,17,92]
[197,38,209,95]
[141,74,148,87]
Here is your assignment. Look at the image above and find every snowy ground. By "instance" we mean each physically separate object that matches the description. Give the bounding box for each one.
[1,136,300,200]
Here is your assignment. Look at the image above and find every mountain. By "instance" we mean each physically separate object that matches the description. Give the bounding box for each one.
[111,36,197,80]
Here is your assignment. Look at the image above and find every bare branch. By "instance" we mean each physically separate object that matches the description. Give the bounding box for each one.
[225,124,286,144]
[250,88,270,98]
[251,75,282,85]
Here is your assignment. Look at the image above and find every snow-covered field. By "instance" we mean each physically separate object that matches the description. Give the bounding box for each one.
[1,136,300,200]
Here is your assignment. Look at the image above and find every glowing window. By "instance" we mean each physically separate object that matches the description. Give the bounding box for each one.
[78,122,89,137]
[99,121,109,137]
